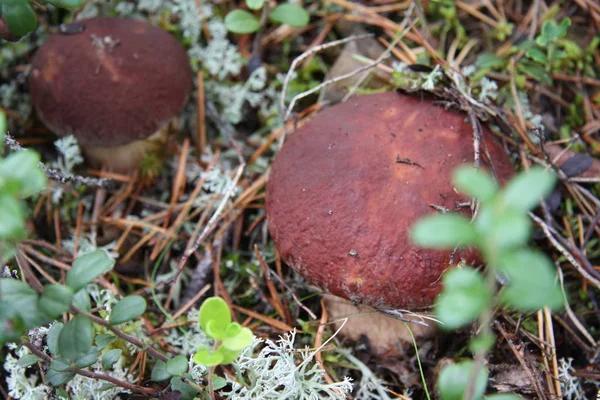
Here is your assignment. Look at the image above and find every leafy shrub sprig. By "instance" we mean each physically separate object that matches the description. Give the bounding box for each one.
[412,165,564,399]
[0,0,84,38]
[224,0,309,34]
[0,110,47,263]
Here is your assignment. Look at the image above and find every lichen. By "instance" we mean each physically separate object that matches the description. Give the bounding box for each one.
[4,343,51,400]
[65,358,133,400]
[222,331,353,399]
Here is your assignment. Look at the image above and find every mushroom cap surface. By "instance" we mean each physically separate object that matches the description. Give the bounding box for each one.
[29,17,192,147]
[266,92,514,310]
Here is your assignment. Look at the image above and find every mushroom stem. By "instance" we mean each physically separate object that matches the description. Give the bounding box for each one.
[83,120,172,173]
[323,294,435,351]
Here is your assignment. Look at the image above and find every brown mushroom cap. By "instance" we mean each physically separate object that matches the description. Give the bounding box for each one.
[266,92,514,310]
[29,17,192,148]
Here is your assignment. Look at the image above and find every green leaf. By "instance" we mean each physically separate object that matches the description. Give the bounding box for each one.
[411,213,478,249]
[469,333,495,354]
[39,284,73,318]
[50,357,71,372]
[515,39,536,51]
[217,345,242,364]
[225,322,242,337]
[66,250,115,292]
[166,354,188,376]
[485,394,523,400]
[151,359,172,382]
[246,0,264,10]
[0,279,36,304]
[525,47,548,64]
[95,334,116,350]
[206,319,227,340]
[0,307,25,346]
[199,297,231,334]
[0,278,49,328]
[57,315,94,362]
[0,195,25,239]
[102,349,122,370]
[109,295,146,325]
[475,53,505,69]
[438,361,488,400]
[17,354,41,367]
[453,165,498,202]
[536,18,571,47]
[46,369,75,386]
[435,268,490,330]
[47,0,85,9]
[224,10,260,34]
[517,61,552,84]
[193,348,224,366]
[75,346,97,368]
[477,208,531,249]
[270,3,309,27]
[498,249,564,311]
[1,2,37,37]
[500,167,556,211]
[56,388,70,400]
[221,326,254,351]
[170,376,200,400]
[0,150,47,197]
[208,374,228,390]
[47,322,64,356]
[71,289,91,312]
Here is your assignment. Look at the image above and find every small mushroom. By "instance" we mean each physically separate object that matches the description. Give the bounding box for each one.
[266,92,514,348]
[29,17,193,173]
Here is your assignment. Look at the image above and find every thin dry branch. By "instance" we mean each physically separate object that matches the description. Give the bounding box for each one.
[4,133,114,189]
[279,33,374,122]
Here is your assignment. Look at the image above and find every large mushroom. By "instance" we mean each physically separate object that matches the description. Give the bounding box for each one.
[29,17,193,173]
[266,92,514,347]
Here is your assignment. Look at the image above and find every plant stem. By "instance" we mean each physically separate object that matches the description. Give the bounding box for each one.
[404,322,432,400]
[21,340,160,397]
[464,252,499,400]
[70,305,169,362]
[3,133,114,189]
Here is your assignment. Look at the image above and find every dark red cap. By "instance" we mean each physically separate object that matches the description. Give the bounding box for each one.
[266,92,514,310]
[30,17,193,147]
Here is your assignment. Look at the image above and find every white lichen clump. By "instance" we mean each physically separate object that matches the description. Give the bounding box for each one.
[4,344,51,400]
[558,357,584,399]
[223,331,353,400]
[338,349,401,400]
[51,135,84,203]
[162,308,214,357]
[65,359,133,400]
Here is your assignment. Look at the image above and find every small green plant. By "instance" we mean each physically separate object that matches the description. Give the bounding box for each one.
[0,0,83,38]
[224,0,309,34]
[411,165,564,400]
[2,251,253,398]
[518,17,574,85]
[475,17,598,87]
[0,110,47,263]
[192,296,254,366]
[1,250,119,358]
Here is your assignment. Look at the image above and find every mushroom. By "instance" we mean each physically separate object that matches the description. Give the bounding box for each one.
[266,92,514,348]
[29,17,193,173]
